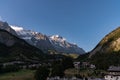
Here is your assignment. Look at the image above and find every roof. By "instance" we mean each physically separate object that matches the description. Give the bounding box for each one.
[108,66,120,72]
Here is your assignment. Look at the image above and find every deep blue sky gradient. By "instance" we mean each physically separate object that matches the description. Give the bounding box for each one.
[0,0,120,52]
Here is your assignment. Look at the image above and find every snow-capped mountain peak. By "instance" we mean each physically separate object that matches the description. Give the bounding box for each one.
[10,25,38,36]
[53,35,61,38]
[10,25,23,31]
[50,35,66,42]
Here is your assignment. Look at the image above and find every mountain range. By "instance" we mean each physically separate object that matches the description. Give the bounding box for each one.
[0,21,86,63]
[10,25,85,54]
[0,22,46,62]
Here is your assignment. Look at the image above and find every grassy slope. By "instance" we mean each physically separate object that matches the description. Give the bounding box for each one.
[0,70,35,80]
[89,27,120,70]
[90,27,120,54]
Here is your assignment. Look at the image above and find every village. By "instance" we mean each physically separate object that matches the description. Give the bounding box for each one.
[1,60,120,80]
[47,61,120,80]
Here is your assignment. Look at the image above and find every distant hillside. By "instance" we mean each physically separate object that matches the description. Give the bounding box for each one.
[89,27,120,69]
[0,29,46,63]
[90,27,120,57]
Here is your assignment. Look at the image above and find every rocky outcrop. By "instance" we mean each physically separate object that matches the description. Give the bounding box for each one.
[0,21,17,36]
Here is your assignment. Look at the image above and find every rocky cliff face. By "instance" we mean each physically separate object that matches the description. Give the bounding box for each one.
[0,21,17,36]
[32,33,55,51]
[49,35,85,54]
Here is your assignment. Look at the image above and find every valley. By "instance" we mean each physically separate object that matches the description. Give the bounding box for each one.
[1,0,120,80]
[0,21,120,80]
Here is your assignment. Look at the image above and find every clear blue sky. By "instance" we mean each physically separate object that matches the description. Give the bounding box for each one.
[0,0,120,52]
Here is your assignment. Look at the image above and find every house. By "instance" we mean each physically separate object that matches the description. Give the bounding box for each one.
[73,62,80,69]
[47,76,82,80]
[104,66,120,80]
[28,64,41,69]
[73,62,95,69]
[82,62,90,68]
[2,61,24,67]
[90,64,96,69]
[2,61,42,69]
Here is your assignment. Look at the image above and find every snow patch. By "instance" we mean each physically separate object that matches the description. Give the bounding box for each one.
[10,25,23,31]
[50,35,66,41]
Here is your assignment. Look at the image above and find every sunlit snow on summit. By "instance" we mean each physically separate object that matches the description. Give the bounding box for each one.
[10,25,23,31]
